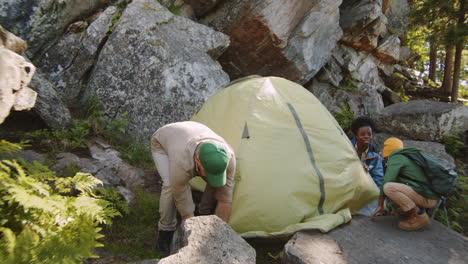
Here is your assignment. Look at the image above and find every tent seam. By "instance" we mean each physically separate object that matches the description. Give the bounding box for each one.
[287,103,326,215]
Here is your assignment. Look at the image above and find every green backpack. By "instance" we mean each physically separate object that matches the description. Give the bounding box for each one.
[396,148,459,196]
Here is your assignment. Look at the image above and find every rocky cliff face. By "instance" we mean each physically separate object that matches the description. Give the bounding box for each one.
[0,0,109,60]
[1,0,466,146]
[202,0,343,84]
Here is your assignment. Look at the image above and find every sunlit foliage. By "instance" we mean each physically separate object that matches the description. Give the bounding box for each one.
[0,141,120,264]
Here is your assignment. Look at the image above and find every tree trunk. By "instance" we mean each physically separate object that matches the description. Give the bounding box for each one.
[441,45,454,95]
[428,42,437,81]
[451,0,465,103]
[451,43,463,102]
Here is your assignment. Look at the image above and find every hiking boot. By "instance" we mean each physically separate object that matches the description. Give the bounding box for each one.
[158,230,175,256]
[398,208,430,231]
[393,207,414,219]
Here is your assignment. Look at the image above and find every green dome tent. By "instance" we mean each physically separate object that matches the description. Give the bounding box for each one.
[191,76,378,237]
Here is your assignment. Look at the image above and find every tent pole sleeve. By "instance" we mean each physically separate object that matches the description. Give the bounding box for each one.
[287,103,325,215]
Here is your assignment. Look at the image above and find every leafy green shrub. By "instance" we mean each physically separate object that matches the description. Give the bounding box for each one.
[459,84,468,99]
[113,0,129,9]
[396,89,410,102]
[444,131,465,157]
[0,141,120,263]
[22,95,152,168]
[95,187,130,216]
[0,140,28,154]
[434,167,468,235]
[24,120,90,154]
[424,78,439,88]
[106,112,130,134]
[82,97,153,168]
[437,131,468,235]
[338,76,358,92]
[392,72,407,80]
[62,164,81,178]
[118,143,154,169]
[167,3,182,15]
[334,103,354,133]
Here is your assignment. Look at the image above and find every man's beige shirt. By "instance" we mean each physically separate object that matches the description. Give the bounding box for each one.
[151,121,235,217]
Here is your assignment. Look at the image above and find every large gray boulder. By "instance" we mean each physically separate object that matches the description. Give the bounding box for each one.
[373,133,456,169]
[399,46,412,62]
[373,100,468,142]
[339,0,403,66]
[0,46,37,124]
[0,149,46,164]
[0,0,109,60]
[0,26,37,124]
[308,45,386,117]
[116,186,135,205]
[308,79,383,117]
[17,150,46,164]
[84,0,230,144]
[332,45,387,93]
[284,0,343,84]
[382,87,402,105]
[159,215,256,264]
[51,143,147,187]
[283,216,468,264]
[28,71,73,130]
[89,144,145,188]
[0,25,27,54]
[340,0,388,52]
[375,34,400,64]
[202,0,342,84]
[38,6,119,105]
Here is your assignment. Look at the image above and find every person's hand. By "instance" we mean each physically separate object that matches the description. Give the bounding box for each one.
[370,205,386,219]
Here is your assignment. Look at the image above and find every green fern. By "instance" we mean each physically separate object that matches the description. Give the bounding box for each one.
[18,159,56,182]
[0,140,28,154]
[0,140,120,263]
[95,187,130,215]
[24,121,90,154]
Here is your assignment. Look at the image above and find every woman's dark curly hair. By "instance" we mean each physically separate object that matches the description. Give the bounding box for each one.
[351,116,375,136]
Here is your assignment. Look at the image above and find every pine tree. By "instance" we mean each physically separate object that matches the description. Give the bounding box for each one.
[451,0,466,102]
[428,40,438,81]
[441,44,455,95]
[408,0,466,99]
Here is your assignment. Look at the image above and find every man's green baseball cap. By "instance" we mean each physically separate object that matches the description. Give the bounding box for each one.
[199,141,229,188]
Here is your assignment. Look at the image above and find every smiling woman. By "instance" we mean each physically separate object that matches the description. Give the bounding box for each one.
[350,116,384,188]
[350,116,385,216]
[351,116,375,160]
